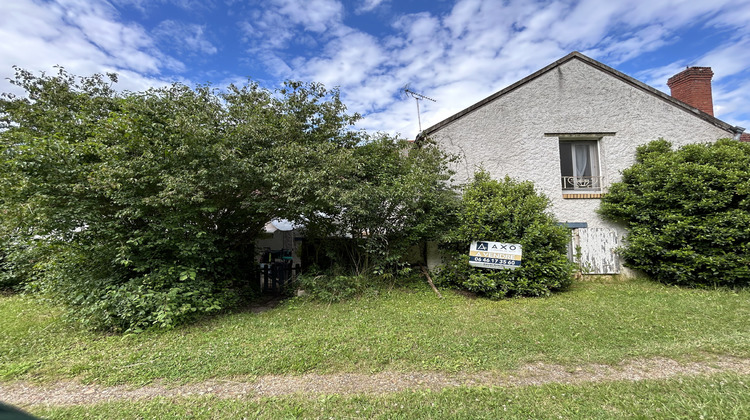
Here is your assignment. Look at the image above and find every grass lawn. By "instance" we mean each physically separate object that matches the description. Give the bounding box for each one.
[2,277,749,386]
[29,373,750,419]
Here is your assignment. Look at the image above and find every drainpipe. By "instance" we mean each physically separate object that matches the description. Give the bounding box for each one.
[733,126,746,141]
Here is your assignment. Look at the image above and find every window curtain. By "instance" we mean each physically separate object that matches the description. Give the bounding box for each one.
[574,144,589,177]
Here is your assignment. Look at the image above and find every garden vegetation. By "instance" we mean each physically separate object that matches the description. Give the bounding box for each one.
[600,138,750,287]
[438,171,575,298]
[0,68,454,331]
[0,68,581,332]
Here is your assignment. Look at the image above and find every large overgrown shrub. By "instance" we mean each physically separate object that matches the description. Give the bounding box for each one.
[600,138,750,287]
[439,171,575,298]
[0,68,458,331]
[297,137,458,277]
[0,68,365,331]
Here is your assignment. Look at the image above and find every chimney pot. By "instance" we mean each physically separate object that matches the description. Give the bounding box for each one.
[667,67,714,116]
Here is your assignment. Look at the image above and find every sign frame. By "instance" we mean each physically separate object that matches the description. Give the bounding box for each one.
[469,241,522,270]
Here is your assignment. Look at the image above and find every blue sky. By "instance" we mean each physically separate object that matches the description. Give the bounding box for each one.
[1,0,749,138]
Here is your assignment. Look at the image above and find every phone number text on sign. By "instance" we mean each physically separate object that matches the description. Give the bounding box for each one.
[469,241,522,270]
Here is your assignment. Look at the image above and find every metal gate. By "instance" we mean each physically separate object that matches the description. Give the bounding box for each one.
[253,263,301,293]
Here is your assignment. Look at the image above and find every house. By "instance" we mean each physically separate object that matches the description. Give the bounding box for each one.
[255,219,301,291]
[420,51,746,275]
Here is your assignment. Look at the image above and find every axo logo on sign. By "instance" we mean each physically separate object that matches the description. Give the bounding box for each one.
[469,241,522,270]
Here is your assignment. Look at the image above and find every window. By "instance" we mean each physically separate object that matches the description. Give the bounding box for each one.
[546,132,612,196]
[559,140,601,191]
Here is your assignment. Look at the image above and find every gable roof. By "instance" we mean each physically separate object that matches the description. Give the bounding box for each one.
[420,51,744,138]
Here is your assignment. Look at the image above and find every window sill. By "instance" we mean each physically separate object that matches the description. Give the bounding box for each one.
[562,192,603,199]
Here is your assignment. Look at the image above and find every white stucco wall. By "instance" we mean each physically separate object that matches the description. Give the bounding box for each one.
[428,58,735,274]
[256,230,301,266]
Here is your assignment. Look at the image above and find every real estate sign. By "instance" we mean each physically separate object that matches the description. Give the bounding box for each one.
[469,241,522,270]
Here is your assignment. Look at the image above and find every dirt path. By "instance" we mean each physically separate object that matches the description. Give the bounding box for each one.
[3,356,750,407]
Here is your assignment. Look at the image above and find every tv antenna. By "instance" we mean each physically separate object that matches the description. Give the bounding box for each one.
[402,85,436,133]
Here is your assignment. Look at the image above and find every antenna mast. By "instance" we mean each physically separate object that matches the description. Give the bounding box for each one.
[403,86,436,133]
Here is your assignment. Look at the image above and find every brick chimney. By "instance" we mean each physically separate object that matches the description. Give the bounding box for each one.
[667,67,714,116]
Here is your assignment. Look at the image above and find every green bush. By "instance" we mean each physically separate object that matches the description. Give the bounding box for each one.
[0,68,360,331]
[600,138,750,287]
[296,273,370,303]
[438,171,575,298]
[0,67,456,330]
[296,137,458,278]
[295,267,380,303]
[294,265,425,303]
[0,245,17,290]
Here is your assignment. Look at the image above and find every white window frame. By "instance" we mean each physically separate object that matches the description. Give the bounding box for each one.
[560,140,601,191]
[546,132,613,193]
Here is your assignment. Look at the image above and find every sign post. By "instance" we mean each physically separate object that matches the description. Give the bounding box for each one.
[469,241,522,270]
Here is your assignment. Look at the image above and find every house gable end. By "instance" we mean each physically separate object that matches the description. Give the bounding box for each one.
[420,52,739,138]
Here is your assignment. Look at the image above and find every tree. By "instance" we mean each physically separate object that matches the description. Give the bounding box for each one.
[0,67,460,328]
[288,135,459,302]
[0,68,363,331]
[599,138,750,287]
[296,136,458,276]
[438,171,575,299]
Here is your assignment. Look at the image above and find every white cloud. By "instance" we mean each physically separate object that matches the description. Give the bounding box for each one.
[544,0,621,48]
[0,0,181,96]
[698,35,750,128]
[112,0,217,13]
[168,0,217,11]
[356,0,387,14]
[714,79,750,126]
[154,20,218,55]
[632,16,750,123]
[622,0,739,28]
[696,35,750,81]
[2,0,747,137]
[299,30,386,87]
[239,16,295,50]
[128,0,750,138]
[442,0,482,39]
[376,0,750,136]
[238,0,347,76]
[271,0,343,33]
[707,2,750,34]
[635,62,688,94]
[587,25,672,65]
[390,13,448,77]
